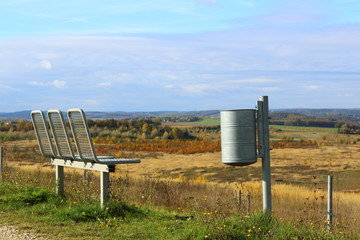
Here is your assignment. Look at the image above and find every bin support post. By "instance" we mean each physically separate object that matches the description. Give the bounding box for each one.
[56,165,64,197]
[100,171,110,208]
[258,96,272,213]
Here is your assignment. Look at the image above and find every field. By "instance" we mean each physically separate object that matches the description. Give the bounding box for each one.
[0,120,360,238]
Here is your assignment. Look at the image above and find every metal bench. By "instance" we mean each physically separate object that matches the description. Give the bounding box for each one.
[31,109,141,207]
[48,110,117,163]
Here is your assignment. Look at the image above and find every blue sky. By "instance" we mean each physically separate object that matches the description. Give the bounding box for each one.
[1,0,360,112]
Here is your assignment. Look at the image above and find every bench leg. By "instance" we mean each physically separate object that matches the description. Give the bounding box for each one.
[100,171,110,208]
[56,165,64,197]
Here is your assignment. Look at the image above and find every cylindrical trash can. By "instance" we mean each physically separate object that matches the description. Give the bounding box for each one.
[221,109,257,166]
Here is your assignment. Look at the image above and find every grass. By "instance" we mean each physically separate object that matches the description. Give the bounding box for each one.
[164,118,220,126]
[1,167,359,238]
[0,180,350,239]
[1,123,360,238]
[270,125,339,132]
[2,142,360,237]
[270,125,358,145]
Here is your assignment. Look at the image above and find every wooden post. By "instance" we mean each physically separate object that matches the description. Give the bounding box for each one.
[100,171,110,208]
[327,175,333,231]
[83,170,89,185]
[56,165,64,197]
[0,147,3,178]
[237,189,241,208]
[247,191,251,214]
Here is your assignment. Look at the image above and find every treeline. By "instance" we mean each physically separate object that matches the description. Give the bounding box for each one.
[87,118,195,140]
[272,109,360,122]
[0,120,34,142]
[338,123,360,134]
[0,118,196,141]
[162,116,201,122]
[269,119,341,128]
[269,112,360,134]
[0,119,33,132]
[270,119,360,134]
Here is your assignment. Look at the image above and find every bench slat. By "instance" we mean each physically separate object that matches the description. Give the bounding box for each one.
[31,110,56,158]
[67,108,140,164]
[48,110,76,160]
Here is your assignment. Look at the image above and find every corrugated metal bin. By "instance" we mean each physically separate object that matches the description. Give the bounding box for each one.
[221,109,257,166]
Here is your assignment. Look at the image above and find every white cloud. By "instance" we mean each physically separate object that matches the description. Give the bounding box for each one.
[182,84,212,93]
[175,78,281,94]
[196,0,217,6]
[336,93,353,97]
[243,2,255,8]
[51,80,66,88]
[0,84,20,92]
[307,85,319,89]
[230,78,279,84]
[259,87,282,92]
[24,60,52,70]
[98,82,111,86]
[40,60,52,70]
[29,81,46,86]
[85,99,100,105]
[30,80,66,88]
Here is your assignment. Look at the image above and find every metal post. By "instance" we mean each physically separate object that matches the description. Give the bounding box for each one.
[327,175,333,231]
[257,96,272,213]
[100,171,110,208]
[56,165,64,197]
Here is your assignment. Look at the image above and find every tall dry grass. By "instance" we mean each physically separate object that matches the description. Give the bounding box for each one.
[1,165,359,237]
[1,140,359,237]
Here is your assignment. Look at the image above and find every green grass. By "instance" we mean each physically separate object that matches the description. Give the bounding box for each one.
[194,118,220,126]
[170,118,220,126]
[270,125,339,132]
[269,124,360,145]
[0,180,352,239]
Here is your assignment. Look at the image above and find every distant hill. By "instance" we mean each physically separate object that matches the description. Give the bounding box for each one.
[0,111,33,120]
[84,110,221,119]
[0,110,220,120]
[0,109,359,121]
[272,109,360,122]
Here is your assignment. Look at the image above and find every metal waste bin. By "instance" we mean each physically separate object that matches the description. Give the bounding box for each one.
[221,109,257,166]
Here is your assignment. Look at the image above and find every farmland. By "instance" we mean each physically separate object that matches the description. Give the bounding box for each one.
[0,116,359,238]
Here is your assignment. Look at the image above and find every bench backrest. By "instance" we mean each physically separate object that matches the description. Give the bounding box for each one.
[67,108,98,162]
[31,110,55,158]
[48,110,76,160]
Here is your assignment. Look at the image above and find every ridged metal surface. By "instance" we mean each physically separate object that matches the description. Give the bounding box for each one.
[67,109,140,164]
[31,111,55,157]
[68,109,96,162]
[48,110,75,160]
[220,109,257,166]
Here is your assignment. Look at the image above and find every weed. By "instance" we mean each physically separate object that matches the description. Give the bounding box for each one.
[55,199,144,223]
[0,182,57,209]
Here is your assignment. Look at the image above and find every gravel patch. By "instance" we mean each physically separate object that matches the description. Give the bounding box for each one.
[0,225,48,240]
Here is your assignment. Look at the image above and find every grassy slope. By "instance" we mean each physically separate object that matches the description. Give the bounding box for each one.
[0,181,350,240]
